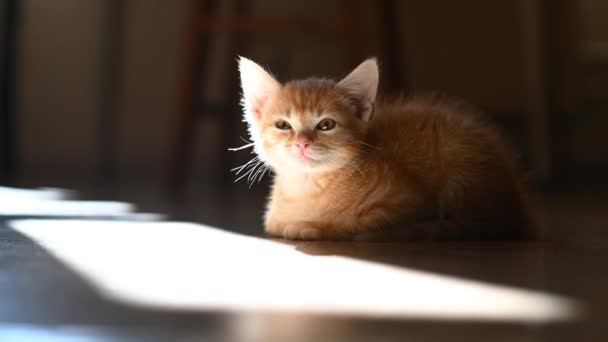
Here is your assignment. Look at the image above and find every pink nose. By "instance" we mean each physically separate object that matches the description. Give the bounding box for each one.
[295,136,311,150]
[295,141,310,150]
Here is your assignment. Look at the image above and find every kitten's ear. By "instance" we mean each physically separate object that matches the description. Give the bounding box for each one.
[238,56,280,121]
[337,58,379,121]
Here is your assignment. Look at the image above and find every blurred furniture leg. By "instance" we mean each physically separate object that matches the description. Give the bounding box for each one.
[519,0,579,185]
[169,0,206,192]
[168,0,395,192]
[0,0,19,185]
[520,0,551,184]
[542,0,579,184]
[97,0,124,185]
[376,0,408,94]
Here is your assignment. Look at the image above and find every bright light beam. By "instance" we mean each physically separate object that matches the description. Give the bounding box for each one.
[0,199,137,217]
[0,186,153,218]
[0,186,70,201]
[9,219,580,323]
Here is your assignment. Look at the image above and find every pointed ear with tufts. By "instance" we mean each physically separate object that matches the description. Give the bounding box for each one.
[337,58,379,122]
[238,56,281,122]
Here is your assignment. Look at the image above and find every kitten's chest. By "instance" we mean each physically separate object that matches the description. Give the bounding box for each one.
[278,176,321,198]
[268,175,353,222]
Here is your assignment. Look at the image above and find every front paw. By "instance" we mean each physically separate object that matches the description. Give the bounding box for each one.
[283,224,322,240]
[265,222,322,240]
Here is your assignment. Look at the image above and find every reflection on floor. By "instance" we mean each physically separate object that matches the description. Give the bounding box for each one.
[0,184,607,341]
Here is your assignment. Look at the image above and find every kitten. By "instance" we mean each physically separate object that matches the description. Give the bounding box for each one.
[236,57,533,241]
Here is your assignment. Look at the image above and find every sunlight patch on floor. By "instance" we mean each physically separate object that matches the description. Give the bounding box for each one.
[0,186,69,201]
[0,186,163,219]
[10,219,579,322]
[0,200,136,217]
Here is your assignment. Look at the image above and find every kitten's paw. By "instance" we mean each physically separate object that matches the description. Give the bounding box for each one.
[283,224,322,240]
[265,220,324,240]
[264,222,284,238]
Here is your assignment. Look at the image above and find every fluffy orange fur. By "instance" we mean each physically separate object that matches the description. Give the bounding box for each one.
[237,57,533,241]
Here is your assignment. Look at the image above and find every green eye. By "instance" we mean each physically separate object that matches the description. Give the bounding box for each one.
[275,120,291,130]
[316,119,336,131]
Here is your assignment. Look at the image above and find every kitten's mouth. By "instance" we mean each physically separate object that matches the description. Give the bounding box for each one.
[296,151,314,163]
[288,148,319,165]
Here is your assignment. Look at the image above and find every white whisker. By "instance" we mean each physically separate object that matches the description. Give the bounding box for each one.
[248,162,268,188]
[228,137,255,151]
[356,140,379,150]
[349,160,365,179]
[231,156,259,174]
[257,165,270,183]
[234,165,257,183]
[228,142,255,151]
[248,162,262,183]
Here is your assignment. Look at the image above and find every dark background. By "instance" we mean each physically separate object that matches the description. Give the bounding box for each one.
[1,0,607,195]
[1,2,608,340]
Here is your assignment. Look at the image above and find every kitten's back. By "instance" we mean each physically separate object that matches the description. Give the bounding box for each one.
[368,95,533,240]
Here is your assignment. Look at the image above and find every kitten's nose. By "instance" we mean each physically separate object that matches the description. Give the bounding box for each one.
[295,136,311,150]
[295,141,310,150]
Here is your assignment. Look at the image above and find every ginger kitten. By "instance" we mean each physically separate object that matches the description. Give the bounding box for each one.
[236,57,533,241]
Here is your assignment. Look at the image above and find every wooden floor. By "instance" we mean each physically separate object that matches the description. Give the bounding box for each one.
[0,179,607,341]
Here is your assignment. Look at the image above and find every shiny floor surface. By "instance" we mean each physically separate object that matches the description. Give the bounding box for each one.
[0,180,606,341]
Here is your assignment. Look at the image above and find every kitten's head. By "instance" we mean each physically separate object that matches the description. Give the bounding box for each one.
[238,57,379,174]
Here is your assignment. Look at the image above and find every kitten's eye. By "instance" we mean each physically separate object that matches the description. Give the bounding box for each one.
[274,120,291,130]
[316,119,336,131]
